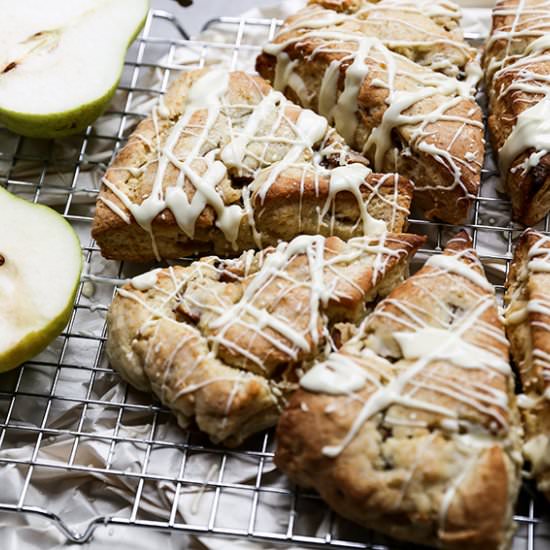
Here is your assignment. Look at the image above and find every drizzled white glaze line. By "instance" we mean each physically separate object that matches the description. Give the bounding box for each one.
[488,0,550,176]
[507,232,550,386]
[263,0,481,203]
[100,70,410,259]
[113,233,415,443]
[426,253,494,292]
[301,348,383,395]
[319,297,507,457]
[298,235,510,460]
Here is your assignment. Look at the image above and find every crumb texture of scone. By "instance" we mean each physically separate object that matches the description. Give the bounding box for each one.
[92,68,414,262]
[484,0,550,225]
[505,230,550,500]
[107,233,424,446]
[275,231,523,549]
[256,0,484,224]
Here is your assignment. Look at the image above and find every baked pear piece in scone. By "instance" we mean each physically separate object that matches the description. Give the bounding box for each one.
[256,0,484,224]
[107,232,424,447]
[92,68,414,262]
[484,0,550,225]
[275,231,523,549]
[505,229,550,499]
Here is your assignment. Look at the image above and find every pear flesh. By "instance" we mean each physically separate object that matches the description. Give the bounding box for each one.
[0,187,82,371]
[0,0,149,138]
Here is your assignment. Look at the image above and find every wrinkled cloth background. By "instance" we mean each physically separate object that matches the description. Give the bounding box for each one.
[0,1,547,549]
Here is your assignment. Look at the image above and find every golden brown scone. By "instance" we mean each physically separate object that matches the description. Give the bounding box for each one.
[256,0,483,224]
[484,0,550,225]
[107,232,424,446]
[92,68,414,262]
[275,231,523,549]
[505,229,550,500]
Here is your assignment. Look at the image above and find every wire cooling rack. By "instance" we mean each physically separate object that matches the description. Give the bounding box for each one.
[0,7,549,549]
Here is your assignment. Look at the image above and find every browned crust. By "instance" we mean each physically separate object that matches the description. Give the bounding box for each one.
[256,3,483,224]
[505,229,550,499]
[484,0,550,225]
[276,393,514,549]
[92,69,413,262]
[310,0,462,30]
[93,169,413,262]
[107,232,424,446]
[275,231,522,549]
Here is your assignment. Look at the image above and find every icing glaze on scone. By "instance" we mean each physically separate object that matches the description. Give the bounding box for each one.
[302,233,516,459]
[257,0,483,224]
[505,229,550,499]
[93,69,413,262]
[485,0,550,224]
[275,231,522,549]
[107,232,424,446]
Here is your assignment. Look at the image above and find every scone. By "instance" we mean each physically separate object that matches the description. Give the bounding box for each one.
[256,0,484,224]
[92,68,414,262]
[484,0,550,225]
[505,229,550,499]
[275,231,523,549]
[107,232,424,446]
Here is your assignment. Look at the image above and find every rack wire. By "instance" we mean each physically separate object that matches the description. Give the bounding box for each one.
[0,7,548,549]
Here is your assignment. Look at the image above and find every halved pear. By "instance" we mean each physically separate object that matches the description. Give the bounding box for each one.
[0,0,149,138]
[0,187,82,371]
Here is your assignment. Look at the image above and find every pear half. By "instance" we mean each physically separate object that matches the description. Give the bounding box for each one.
[0,187,82,371]
[0,0,149,138]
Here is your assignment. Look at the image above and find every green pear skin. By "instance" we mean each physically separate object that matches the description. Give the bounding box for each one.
[0,187,83,371]
[0,0,149,139]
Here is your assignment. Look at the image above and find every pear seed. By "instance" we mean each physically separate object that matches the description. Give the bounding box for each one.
[0,255,4,266]
[2,62,16,74]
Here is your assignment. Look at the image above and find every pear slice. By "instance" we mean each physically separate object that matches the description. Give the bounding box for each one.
[0,0,149,138]
[0,187,82,371]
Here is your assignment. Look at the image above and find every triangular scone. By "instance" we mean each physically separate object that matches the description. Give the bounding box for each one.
[256,0,484,224]
[92,69,413,262]
[484,0,550,226]
[275,232,522,549]
[505,230,550,499]
[107,233,424,446]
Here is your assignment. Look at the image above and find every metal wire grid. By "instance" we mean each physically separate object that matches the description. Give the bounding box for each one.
[0,7,547,549]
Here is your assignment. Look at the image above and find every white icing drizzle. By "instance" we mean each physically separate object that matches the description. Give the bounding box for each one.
[426,253,494,292]
[298,235,511,456]
[301,348,383,395]
[131,269,160,291]
[506,232,550,390]
[524,434,550,478]
[321,296,509,458]
[208,234,408,360]
[253,109,329,201]
[99,70,409,260]
[325,164,387,236]
[394,327,510,374]
[191,463,219,515]
[114,233,416,436]
[262,0,482,206]
[297,234,517,536]
[500,98,550,175]
[487,0,550,176]
[517,392,541,409]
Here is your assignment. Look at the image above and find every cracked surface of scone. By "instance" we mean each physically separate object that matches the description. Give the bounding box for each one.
[275,231,522,549]
[484,0,550,226]
[107,232,424,447]
[256,0,483,224]
[505,230,550,500]
[92,68,414,263]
